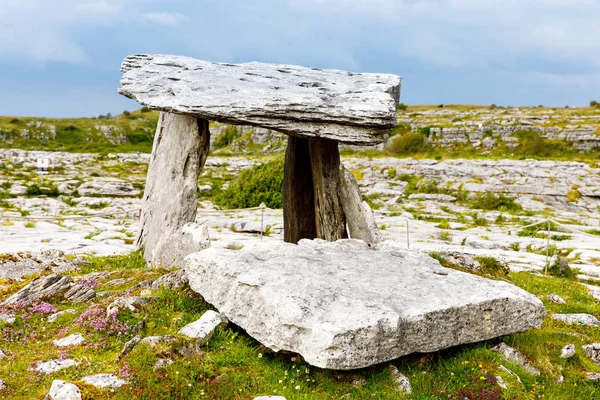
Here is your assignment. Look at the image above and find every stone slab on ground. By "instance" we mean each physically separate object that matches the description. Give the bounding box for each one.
[179,310,227,345]
[44,380,82,400]
[185,239,546,370]
[119,54,401,145]
[82,374,128,389]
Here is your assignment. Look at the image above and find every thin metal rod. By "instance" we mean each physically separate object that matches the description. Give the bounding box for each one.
[406,219,410,249]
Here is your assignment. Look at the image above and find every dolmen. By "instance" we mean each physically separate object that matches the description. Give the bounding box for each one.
[119,54,398,264]
[119,55,546,369]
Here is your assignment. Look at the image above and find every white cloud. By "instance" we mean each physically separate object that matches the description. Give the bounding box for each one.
[142,11,187,26]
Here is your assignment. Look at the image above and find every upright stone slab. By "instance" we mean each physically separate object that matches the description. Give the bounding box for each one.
[283,137,316,244]
[136,113,210,264]
[309,139,348,241]
[339,166,383,244]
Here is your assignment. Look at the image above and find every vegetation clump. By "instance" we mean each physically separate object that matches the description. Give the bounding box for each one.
[213,157,284,209]
[468,192,522,212]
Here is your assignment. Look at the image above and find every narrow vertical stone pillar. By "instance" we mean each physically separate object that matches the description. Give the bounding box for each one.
[136,112,210,265]
[308,138,348,241]
[283,136,316,244]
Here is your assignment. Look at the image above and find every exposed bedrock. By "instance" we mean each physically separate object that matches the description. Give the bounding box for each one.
[185,239,546,370]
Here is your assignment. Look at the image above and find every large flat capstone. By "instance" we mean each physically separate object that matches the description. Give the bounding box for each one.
[185,239,546,370]
[119,54,401,145]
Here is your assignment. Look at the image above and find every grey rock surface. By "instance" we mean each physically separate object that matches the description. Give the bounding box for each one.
[586,372,600,380]
[387,365,411,393]
[582,343,600,365]
[152,270,189,291]
[119,54,401,145]
[546,294,566,305]
[151,222,211,268]
[1,274,73,305]
[551,313,600,326]
[106,296,152,315]
[78,178,139,197]
[64,284,96,303]
[153,358,174,371]
[560,344,576,359]
[53,334,86,348]
[36,359,79,374]
[115,335,142,363]
[48,309,77,323]
[0,251,79,280]
[338,166,383,244]
[179,310,228,345]
[0,314,15,324]
[82,374,127,389]
[136,112,210,266]
[44,380,82,400]
[492,343,540,375]
[185,239,546,369]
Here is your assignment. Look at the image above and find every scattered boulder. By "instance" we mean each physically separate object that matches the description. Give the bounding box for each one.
[44,380,82,400]
[546,294,566,305]
[48,309,77,323]
[64,284,96,303]
[547,255,573,278]
[560,344,576,359]
[115,336,142,363]
[149,222,211,268]
[1,274,73,305]
[0,314,16,324]
[495,375,508,389]
[551,314,600,326]
[152,270,189,291]
[179,310,228,345]
[492,343,540,375]
[0,251,79,280]
[387,365,411,394]
[582,283,600,302]
[153,358,174,371]
[140,335,178,348]
[185,239,546,370]
[82,374,127,389]
[36,359,79,374]
[0,379,5,391]
[0,349,5,360]
[106,296,152,315]
[586,372,600,380]
[582,344,600,365]
[53,334,86,348]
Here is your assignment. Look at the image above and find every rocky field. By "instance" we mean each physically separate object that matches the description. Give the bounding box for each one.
[1,105,600,399]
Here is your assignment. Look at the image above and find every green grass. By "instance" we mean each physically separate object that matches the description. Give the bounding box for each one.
[0,252,599,399]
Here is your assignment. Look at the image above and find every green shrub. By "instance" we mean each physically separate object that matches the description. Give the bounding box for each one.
[397,103,408,111]
[140,106,151,113]
[468,192,522,212]
[547,256,578,280]
[474,256,510,277]
[389,122,411,137]
[213,157,284,209]
[25,183,60,197]
[213,126,240,150]
[388,132,427,155]
[591,100,598,107]
[387,168,397,179]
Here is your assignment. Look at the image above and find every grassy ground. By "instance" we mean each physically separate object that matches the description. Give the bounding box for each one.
[0,252,598,399]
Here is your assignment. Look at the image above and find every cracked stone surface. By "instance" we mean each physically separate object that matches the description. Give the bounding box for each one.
[186,239,546,369]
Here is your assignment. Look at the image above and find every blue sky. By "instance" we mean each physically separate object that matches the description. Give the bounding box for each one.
[0,0,599,117]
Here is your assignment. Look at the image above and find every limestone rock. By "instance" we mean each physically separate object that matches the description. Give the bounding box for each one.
[150,222,211,268]
[36,359,79,374]
[44,380,82,400]
[115,335,142,363]
[185,239,546,370]
[546,294,566,305]
[0,314,15,324]
[551,314,600,326]
[548,255,572,277]
[492,343,540,375]
[0,251,79,281]
[586,372,600,380]
[64,284,96,303]
[387,365,411,393]
[338,166,383,244]
[153,358,174,371]
[0,349,5,359]
[48,309,77,323]
[119,54,401,145]
[107,296,152,315]
[140,335,178,348]
[498,365,522,383]
[82,374,127,389]
[78,178,139,197]
[0,379,5,391]
[53,334,86,348]
[152,270,189,291]
[136,112,210,265]
[179,310,228,345]
[560,344,576,359]
[1,274,72,305]
[495,376,508,389]
[582,343,600,365]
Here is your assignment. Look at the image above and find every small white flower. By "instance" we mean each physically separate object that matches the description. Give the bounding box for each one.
[295,385,300,390]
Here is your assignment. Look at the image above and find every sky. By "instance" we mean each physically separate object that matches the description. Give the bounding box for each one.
[0,0,599,118]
